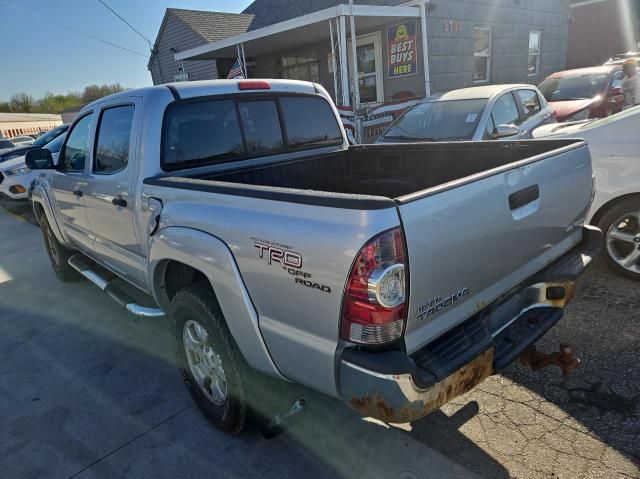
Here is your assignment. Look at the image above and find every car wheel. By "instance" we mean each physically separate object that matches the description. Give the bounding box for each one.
[597,198,640,280]
[40,216,80,282]
[170,283,248,435]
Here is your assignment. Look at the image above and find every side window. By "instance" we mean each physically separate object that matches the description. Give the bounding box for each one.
[280,97,343,149]
[484,114,496,139]
[162,100,243,169]
[237,100,284,154]
[94,105,134,174]
[60,114,93,172]
[517,90,541,120]
[491,93,520,126]
[611,71,623,90]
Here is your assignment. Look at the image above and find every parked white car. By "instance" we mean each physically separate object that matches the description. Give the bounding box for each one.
[0,138,16,154]
[9,135,36,146]
[533,106,640,279]
[0,133,64,200]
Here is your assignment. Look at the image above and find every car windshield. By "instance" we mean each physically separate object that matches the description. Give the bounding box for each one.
[33,125,67,146]
[44,133,66,153]
[538,73,610,101]
[382,99,487,141]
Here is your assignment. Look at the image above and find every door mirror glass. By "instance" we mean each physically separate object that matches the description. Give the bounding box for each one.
[25,148,55,170]
[493,124,520,138]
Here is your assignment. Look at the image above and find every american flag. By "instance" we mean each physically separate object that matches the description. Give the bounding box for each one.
[227,59,244,79]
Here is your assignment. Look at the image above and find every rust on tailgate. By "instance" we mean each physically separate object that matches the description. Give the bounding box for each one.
[349,348,495,423]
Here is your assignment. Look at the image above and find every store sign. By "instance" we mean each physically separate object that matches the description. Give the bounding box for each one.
[388,21,417,78]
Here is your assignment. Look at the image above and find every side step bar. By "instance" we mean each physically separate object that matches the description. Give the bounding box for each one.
[68,254,165,319]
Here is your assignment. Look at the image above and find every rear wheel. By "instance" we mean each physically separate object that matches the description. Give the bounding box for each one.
[598,198,640,280]
[40,216,79,282]
[170,283,248,435]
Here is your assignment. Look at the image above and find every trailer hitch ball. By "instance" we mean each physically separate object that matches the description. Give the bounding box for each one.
[520,343,581,376]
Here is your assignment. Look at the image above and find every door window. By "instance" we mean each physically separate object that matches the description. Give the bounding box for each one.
[60,114,93,172]
[491,93,520,126]
[517,90,541,119]
[94,105,134,174]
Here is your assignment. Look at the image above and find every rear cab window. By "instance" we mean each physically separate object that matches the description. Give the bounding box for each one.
[162,94,343,171]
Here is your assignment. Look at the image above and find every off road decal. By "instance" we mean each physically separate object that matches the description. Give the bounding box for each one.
[251,237,331,294]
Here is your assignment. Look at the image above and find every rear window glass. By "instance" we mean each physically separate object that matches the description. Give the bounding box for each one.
[280,97,343,148]
[162,95,343,171]
[238,100,284,154]
[163,100,244,168]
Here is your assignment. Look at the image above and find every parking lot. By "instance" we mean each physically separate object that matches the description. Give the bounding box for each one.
[0,201,638,479]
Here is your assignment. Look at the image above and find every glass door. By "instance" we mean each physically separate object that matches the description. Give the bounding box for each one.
[348,32,384,104]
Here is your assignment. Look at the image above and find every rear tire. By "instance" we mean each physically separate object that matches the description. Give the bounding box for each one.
[597,198,640,280]
[40,215,80,282]
[170,283,248,435]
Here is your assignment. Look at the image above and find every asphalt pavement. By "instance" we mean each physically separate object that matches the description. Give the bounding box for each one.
[0,202,638,479]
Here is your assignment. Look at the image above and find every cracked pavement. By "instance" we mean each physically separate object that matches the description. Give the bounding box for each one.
[0,202,638,479]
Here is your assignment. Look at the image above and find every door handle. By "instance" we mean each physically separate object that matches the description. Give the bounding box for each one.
[112,197,128,208]
[509,185,539,210]
[73,189,83,197]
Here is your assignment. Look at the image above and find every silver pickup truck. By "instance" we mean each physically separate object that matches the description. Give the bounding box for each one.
[27,79,600,435]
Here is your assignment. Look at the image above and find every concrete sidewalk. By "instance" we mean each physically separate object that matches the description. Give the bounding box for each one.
[0,207,482,478]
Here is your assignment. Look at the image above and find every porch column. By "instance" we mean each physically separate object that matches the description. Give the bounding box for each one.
[349,3,361,108]
[420,2,431,97]
[338,15,350,107]
[329,20,339,103]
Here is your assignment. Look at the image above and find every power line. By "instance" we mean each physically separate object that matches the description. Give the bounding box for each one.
[96,0,154,50]
[0,0,149,58]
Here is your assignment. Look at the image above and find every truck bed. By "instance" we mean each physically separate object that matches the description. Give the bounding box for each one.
[194,140,582,201]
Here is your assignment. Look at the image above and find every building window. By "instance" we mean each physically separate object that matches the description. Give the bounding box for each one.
[277,51,320,82]
[473,27,492,83]
[528,31,541,76]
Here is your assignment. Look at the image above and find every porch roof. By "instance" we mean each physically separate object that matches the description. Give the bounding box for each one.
[175,3,423,61]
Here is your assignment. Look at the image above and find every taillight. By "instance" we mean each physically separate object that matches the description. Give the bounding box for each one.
[340,228,408,345]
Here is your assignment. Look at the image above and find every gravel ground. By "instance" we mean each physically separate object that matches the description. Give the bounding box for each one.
[0,201,638,479]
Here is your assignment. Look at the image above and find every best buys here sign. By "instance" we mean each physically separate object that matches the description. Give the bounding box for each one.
[388,21,418,78]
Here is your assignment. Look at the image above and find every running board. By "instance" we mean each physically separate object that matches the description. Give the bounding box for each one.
[68,254,165,320]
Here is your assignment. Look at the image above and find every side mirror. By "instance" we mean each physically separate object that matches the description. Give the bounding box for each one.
[493,124,520,139]
[25,148,55,170]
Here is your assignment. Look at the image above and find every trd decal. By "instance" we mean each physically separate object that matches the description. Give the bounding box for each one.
[254,242,303,271]
[416,288,470,321]
[251,237,331,294]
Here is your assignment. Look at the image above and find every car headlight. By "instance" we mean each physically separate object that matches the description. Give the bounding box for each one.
[565,109,590,122]
[4,166,31,176]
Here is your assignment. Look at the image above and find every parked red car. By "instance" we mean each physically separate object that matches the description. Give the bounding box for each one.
[538,66,624,122]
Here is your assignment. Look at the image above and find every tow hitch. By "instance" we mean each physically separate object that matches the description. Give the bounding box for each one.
[520,343,580,376]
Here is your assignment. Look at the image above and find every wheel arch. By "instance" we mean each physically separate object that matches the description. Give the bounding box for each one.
[30,184,68,245]
[590,193,640,227]
[148,226,284,379]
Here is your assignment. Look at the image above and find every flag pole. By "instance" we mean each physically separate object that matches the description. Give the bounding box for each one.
[241,43,248,78]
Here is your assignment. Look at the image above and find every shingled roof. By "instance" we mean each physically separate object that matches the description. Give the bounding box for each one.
[167,9,255,43]
[242,0,407,30]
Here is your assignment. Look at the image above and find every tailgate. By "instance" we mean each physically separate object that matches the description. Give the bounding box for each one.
[398,141,593,353]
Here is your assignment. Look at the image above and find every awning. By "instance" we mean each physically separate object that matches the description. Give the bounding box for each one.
[175,4,422,61]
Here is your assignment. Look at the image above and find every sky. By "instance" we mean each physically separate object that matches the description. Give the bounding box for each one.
[0,0,253,101]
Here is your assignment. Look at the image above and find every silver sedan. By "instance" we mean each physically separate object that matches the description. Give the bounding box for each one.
[378,84,556,143]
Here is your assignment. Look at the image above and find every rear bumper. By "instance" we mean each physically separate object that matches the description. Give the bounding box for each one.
[338,225,602,423]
